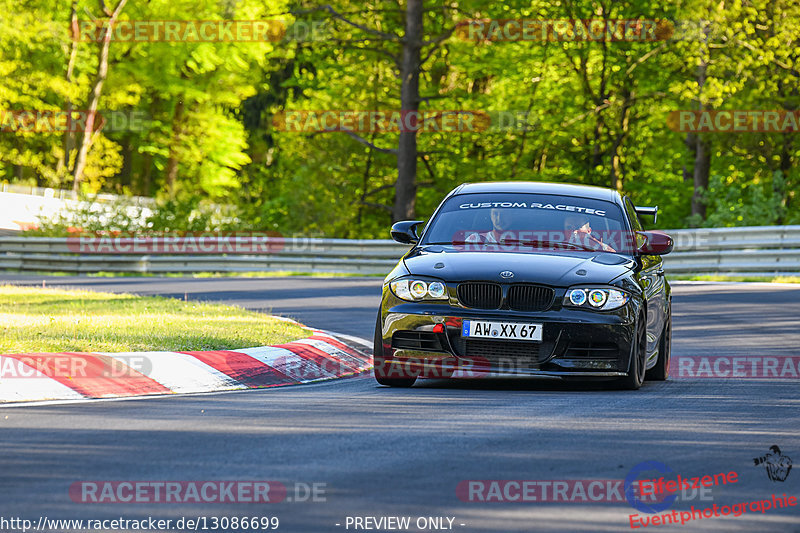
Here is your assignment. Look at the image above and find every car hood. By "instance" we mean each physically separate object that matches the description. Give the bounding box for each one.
[403,246,636,286]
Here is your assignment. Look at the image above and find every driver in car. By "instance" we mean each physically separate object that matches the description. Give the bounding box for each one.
[465,208,514,244]
[565,215,616,252]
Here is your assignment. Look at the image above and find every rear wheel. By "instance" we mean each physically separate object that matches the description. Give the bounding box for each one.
[613,314,647,390]
[373,315,417,388]
[645,309,671,381]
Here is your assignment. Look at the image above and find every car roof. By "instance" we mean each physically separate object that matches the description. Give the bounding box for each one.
[452,181,621,203]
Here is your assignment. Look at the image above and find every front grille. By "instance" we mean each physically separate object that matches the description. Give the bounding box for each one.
[464,339,540,370]
[507,284,555,311]
[562,342,618,359]
[457,283,502,309]
[392,331,444,352]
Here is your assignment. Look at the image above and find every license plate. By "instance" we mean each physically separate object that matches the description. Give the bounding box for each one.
[462,320,542,341]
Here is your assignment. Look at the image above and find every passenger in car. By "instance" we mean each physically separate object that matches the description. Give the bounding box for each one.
[565,215,616,252]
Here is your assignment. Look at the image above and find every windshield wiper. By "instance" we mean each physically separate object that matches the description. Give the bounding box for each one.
[487,238,594,251]
[536,240,595,251]
[426,239,599,251]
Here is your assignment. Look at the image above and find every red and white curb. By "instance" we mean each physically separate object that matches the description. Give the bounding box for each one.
[0,324,372,405]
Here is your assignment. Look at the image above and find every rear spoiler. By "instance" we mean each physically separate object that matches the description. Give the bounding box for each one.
[634,206,658,225]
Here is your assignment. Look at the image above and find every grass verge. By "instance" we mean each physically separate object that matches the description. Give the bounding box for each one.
[0,285,309,353]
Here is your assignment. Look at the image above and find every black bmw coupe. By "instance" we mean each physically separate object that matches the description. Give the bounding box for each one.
[374,181,673,390]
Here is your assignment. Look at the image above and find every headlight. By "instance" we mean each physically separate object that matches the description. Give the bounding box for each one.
[564,287,629,311]
[410,280,428,298]
[569,289,587,306]
[390,278,449,301]
[427,281,446,299]
[588,289,607,307]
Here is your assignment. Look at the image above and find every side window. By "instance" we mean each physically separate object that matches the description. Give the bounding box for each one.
[624,197,651,255]
[623,198,643,231]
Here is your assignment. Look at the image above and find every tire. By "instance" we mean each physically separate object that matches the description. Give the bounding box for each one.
[613,314,647,390]
[373,315,417,388]
[645,309,671,381]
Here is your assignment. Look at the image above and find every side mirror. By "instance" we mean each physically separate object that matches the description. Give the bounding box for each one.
[391,220,423,245]
[636,230,673,255]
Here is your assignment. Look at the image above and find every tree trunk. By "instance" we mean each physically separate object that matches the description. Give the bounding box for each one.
[392,0,423,222]
[118,133,133,192]
[57,1,79,184]
[71,0,128,197]
[137,96,161,196]
[141,153,153,197]
[682,133,695,183]
[165,99,185,198]
[610,87,632,191]
[690,38,710,220]
[691,135,710,220]
[776,133,792,224]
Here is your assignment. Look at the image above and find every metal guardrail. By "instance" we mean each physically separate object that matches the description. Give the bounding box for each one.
[0,226,799,275]
[659,226,800,275]
[0,237,405,275]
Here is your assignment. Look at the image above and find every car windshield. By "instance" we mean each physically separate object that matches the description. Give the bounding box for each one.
[422,192,633,254]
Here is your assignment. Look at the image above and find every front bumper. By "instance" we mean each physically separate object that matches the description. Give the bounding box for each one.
[377,299,638,379]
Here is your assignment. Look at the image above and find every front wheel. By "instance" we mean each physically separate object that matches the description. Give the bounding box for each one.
[373,315,417,388]
[613,314,647,390]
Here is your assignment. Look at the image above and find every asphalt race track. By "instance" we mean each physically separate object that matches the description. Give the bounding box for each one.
[1,275,799,532]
